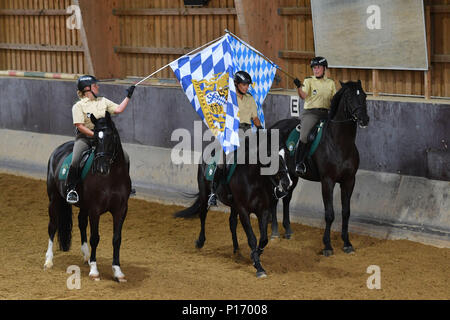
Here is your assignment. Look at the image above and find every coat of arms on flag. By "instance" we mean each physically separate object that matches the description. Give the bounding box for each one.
[170,33,278,154]
[192,71,229,137]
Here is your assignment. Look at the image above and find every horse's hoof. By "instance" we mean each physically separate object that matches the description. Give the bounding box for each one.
[233,248,240,254]
[256,271,267,278]
[270,233,280,240]
[90,274,101,281]
[43,260,53,270]
[343,246,355,254]
[114,276,127,283]
[195,239,204,249]
[322,249,334,257]
[284,233,292,240]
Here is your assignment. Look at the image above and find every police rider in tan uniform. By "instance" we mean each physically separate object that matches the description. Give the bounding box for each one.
[208,70,262,206]
[293,57,336,176]
[65,75,135,204]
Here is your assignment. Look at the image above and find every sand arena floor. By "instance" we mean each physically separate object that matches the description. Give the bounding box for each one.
[0,173,448,300]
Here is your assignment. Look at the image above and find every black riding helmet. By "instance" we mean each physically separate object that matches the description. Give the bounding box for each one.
[77,75,98,93]
[310,57,328,69]
[234,71,252,85]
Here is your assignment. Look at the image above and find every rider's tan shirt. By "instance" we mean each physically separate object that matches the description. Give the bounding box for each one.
[72,97,118,130]
[238,93,258,124]
[302,76,336,110]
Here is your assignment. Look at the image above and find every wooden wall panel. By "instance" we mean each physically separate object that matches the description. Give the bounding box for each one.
[0,0,448,98]
[114,0,239,80]
[0,0,85,74]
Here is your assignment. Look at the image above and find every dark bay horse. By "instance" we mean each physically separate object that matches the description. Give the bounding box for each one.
[174,131,292,278]
[270,80,370,256]
[44,112,131,282]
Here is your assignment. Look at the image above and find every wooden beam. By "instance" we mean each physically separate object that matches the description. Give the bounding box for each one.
[432,54,450,63]
[234,0,249,42]
[74,0,94,75]
[114,46,194,55]
[430,5,450,14]
[78,0,120,79]
[277,7,311,16]
[112,8,236,16]
[372,69,379,97]
[0,43,84,52]
[424,4,432,100]
[278,50,315,59]
[0,9,69,16]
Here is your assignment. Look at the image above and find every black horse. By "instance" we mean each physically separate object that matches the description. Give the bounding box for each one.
[44,112,131,282]
[270,80,370,256]
[174,131,292,278]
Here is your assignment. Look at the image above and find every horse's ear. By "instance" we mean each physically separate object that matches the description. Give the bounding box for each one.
[105,111,111,123]
[89,113,97,125]
[357,79,362,86]
[339,80,345,87]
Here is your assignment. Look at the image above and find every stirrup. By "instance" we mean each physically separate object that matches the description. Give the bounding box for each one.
[207,193,217,207]
[274,187,288,200]
[66,190,79,204]
[295,163,306,175]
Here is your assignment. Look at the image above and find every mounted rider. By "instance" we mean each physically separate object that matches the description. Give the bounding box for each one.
[293,56,336,176]
[207,70,263,207]
[65,75,135,204]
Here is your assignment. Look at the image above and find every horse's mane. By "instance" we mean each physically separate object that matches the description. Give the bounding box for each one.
[328,85,346,120]
[328,81,360,120]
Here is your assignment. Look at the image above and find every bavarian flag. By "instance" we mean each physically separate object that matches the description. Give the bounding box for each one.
[170,34,277,154]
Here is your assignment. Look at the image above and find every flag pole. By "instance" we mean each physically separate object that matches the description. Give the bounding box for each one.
[224,29,299,81]
[134,35,226,87]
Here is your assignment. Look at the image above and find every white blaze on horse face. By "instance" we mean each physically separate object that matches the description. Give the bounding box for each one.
[98,131,104,139]
[357,90,360,95]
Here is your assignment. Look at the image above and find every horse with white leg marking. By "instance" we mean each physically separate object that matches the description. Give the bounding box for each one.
[44,112,131,282]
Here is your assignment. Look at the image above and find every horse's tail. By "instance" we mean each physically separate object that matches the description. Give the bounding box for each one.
[173,193,201,219]
[56,199,73,251]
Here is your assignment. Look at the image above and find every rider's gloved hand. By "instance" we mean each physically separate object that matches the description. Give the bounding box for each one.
[293,78,301,88]
[126,85,136,99]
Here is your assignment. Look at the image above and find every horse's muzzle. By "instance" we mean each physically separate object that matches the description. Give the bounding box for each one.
[356,114,370,128]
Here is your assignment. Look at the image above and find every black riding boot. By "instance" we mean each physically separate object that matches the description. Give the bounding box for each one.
[294,142,309,176]
[208,166,223,207]
[65,165,80,204]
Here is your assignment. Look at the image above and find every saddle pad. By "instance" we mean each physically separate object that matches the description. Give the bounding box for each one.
[58,151,94,181]
[205,156,237,184]
[205,161,216,181]
[285,120,325,157]
[308,121,325,157]
[286,125,300,156]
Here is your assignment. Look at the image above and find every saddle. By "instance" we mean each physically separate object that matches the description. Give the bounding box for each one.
[58,148,94,181]
[286,119,326,157]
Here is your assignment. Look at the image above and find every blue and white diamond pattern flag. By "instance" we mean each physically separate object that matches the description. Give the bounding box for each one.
[170,35,239,154]
[227,35,278,129]
[170,34,277,154]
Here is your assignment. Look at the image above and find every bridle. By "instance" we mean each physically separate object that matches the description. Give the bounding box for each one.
[330,86,366,124]
[93,127,117,166]
[269,148,292,200]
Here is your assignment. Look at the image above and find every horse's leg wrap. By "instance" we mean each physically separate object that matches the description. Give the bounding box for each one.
[251,250,266,278]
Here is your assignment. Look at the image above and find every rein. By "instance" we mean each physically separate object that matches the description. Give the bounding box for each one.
[329,88,360,124]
